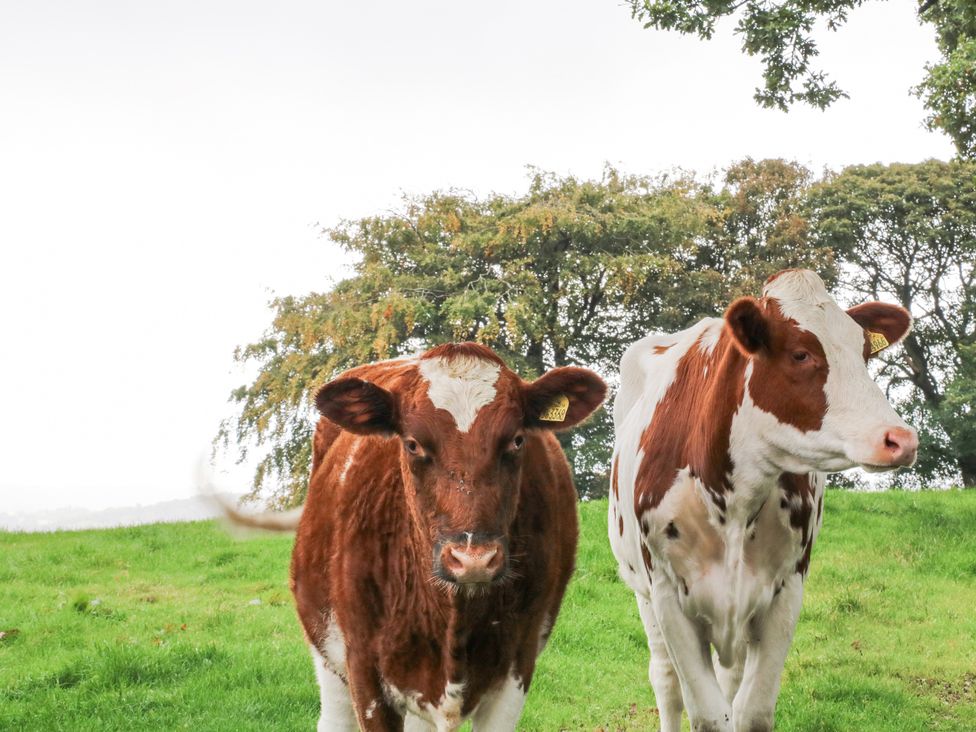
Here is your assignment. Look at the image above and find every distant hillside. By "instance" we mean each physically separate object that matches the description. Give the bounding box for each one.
[0,493,245,532]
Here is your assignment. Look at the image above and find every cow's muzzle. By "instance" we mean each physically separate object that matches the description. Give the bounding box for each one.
[434,534,508,585]
[870,425,919,468]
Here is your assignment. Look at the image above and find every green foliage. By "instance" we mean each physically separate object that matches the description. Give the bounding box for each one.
[627,0,976,158]
[219,162,833,507]
[219,158,972,496]
[806,159,976,486]
[914,0,976,157]
[894,392,965,489]
[628,0,867,110]
[938,343,976,470]
[704,157,838,295]
[3,493,976,729]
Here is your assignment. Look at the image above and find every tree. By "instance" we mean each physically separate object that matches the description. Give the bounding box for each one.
[914,0,976,157]
[700,158,838,295]
[626,1,976,158]
[218,164,836,507]
[218,169,707,506]
[806,159,976,486]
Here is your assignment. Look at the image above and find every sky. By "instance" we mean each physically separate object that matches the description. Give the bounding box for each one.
[0,1,954,513]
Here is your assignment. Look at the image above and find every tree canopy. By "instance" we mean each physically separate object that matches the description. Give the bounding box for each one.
[217,161,834,507]
[218,159,974,506]
[626,1,976,157]
[807,158,976,486]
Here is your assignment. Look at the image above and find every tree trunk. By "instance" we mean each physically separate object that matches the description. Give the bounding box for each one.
[958,453,976,489]
[525,339,545,377]
[553,343,568,368]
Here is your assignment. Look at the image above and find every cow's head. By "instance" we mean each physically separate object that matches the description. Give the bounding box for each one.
[725,269,917,474]
[315,343,606,590]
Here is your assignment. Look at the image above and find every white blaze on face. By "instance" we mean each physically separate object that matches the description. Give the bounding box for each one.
[419,356,501,432]
[761,270,910,470]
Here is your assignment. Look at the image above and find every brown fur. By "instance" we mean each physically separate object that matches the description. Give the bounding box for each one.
[748,301,829,432]
[847,301,913,349]
[780,472,815,575]
[636,297,833,520]
[611,456,620,499]
[291,344,605,729]
[635,330,746,514]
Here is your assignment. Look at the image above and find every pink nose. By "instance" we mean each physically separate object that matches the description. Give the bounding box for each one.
[879,426,918,466]
[440,542,505,584]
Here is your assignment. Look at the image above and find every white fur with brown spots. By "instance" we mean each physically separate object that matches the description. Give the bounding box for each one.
[610,270,917,731]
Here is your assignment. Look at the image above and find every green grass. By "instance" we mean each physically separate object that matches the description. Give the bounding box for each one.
[2,491,975,731]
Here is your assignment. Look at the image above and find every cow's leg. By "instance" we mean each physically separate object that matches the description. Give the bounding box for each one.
[309,645,358,732]
[731,575,803,732]
[470,670,526,731]
[651,584,732,732]
[344,653,404,732]
[637,594,684,732]
[713,649,744,704]
[403,716,435,732]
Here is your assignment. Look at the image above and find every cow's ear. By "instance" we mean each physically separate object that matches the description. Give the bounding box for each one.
[315,378,398,435]
[523,367,607,431]
[846,302,912,356]
[725,296,769,354]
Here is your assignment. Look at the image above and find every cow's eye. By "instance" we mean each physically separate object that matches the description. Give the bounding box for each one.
[792,351,810,363]
[404,439,422,456]
[510,434,525,452]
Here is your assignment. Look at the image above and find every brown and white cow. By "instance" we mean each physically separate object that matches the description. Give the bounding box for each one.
[293,343,605,731]
[609,270,917,732]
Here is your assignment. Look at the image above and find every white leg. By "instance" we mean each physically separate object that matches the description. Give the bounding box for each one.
[637,594,684,732]
[713,649,744,704]
[310,645,358,732]
[651,583,732,732]
[404,716,436,732]
[732,576,804,732]
[471,671,526,732]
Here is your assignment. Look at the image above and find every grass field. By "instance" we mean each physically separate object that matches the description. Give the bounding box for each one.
[2,491,975,731]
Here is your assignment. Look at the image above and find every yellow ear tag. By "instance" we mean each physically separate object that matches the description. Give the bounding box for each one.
[539,394,570,422]
[868,331,890,354]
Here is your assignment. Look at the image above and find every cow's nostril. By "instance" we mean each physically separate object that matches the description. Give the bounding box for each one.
[440,542,505,583]
[443,550,464,572]
[450,547,497,568]
[879,427,919,466]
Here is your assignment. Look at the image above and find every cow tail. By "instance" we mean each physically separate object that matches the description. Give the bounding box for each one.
[214,496,304,532]
[197,459,303,532]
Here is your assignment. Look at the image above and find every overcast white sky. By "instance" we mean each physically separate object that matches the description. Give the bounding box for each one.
[0,1,953,513]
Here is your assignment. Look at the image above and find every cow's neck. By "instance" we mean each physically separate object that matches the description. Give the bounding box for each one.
[726,367,799,524]
[399,505,512,689]
[688,334,783,521]
[378,472,519,702]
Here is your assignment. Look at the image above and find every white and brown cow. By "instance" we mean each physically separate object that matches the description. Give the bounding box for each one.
[293,343,605,731]
[609,269,917,732]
